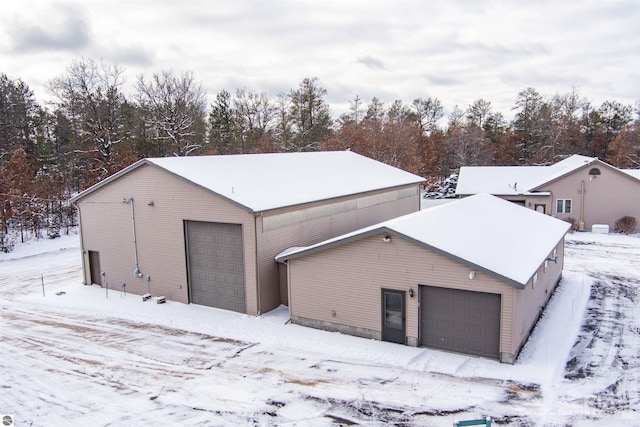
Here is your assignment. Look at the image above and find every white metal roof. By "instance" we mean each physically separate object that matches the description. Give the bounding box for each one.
[72,151,424,212]
[277,193,571,288]
[456,154,596,196]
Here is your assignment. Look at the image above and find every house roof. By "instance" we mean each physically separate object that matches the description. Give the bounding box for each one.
[624,169,640,180]
[455,154,620,196]
[70,151,425,212]
[277,193,571,288]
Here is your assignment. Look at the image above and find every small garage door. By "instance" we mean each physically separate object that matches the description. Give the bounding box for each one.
[420,285,500,359]
[185,221,245,313]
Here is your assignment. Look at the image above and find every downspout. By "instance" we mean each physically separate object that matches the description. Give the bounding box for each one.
[254,213,261,315]
[75,202,88,285]
[579,180,585,231]
[286,259,293,323]
[124,197,143,277]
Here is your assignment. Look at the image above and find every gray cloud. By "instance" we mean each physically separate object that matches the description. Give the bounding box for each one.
[9,3,91,53]
[424,75,459,87]
[104,45,154,67]
[356,56,385,70]
[0,0,638,122]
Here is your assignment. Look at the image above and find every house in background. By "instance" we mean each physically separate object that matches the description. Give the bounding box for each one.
[277,194,571,363]
[456,155,640,232]
[70,151,424,315]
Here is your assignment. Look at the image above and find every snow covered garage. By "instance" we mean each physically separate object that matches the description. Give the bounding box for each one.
[276,194,571,363]
[70,151,424,315]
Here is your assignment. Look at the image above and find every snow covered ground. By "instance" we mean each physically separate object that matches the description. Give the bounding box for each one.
[1,231,639,426]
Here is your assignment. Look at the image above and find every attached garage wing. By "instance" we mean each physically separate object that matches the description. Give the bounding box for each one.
[185,221,246,313]
[419,285,501,360]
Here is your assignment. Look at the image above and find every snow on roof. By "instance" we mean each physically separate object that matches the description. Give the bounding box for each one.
[455,166,550,195]
[623,169,640,180]
[277,193,571,287]
[529,155,598,189]
[73,151,424,211]
[549,154,594,170]
[456,154,597,196]
[149,151,424,211]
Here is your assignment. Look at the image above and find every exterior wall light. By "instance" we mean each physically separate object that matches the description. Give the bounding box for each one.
[469,271,475,280]
[383,235,392,243]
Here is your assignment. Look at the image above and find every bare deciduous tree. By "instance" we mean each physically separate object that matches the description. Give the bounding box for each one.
[233,89,277,153]
[48,58,129,169]
[412,97,443,135]
[136,70,207,156]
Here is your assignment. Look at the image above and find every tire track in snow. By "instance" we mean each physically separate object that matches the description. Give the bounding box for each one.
[5,234,638,425]
[1,303,541,426]
[562,274,640,414]
[0,305,257,425]
[561,235,640,420]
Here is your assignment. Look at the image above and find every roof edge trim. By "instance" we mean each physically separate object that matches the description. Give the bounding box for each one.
[278,226,529,289]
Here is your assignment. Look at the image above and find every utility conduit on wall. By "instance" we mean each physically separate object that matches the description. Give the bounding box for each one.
[123,197,143,277]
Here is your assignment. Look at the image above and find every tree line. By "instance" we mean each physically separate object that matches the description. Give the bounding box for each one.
[1,58,639,245]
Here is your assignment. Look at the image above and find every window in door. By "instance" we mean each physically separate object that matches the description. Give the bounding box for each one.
[381,289,405,344]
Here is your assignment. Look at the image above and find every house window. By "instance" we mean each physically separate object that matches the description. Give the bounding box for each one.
[556,199,572,214]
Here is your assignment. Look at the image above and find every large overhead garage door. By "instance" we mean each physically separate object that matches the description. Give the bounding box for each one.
[420,285,500,359]
[185,221,245,313]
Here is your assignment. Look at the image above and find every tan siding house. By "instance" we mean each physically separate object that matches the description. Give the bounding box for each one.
[456,155,640,231]
[277,194,570,363]
[71,151,424,315]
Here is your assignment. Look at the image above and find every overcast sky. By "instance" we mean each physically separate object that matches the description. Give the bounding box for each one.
[1,0,638,120]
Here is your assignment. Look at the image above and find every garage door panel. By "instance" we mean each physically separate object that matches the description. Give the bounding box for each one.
[452,338,467,351]
[186,221,245,313]
[452,321,467,334]
[420,285,500,359]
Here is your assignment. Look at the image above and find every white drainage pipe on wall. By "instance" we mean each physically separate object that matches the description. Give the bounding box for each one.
[123,197,143,277]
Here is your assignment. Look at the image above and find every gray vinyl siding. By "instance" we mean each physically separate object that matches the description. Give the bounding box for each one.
[511,238,565,354]
[76,164,258,312]
[541,165,640,231]
[287,233,519,355]
[256,185,420,313]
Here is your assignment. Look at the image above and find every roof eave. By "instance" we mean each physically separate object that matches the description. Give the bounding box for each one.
[69,158,150,203]
[518,231,569,286]
[279,226,529,289]
[529,158,605,191]
[69,158,259,214]
[394,232,528,289]
[258,179,424,213]
[145,161,257,214]
[276,226,392,262]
